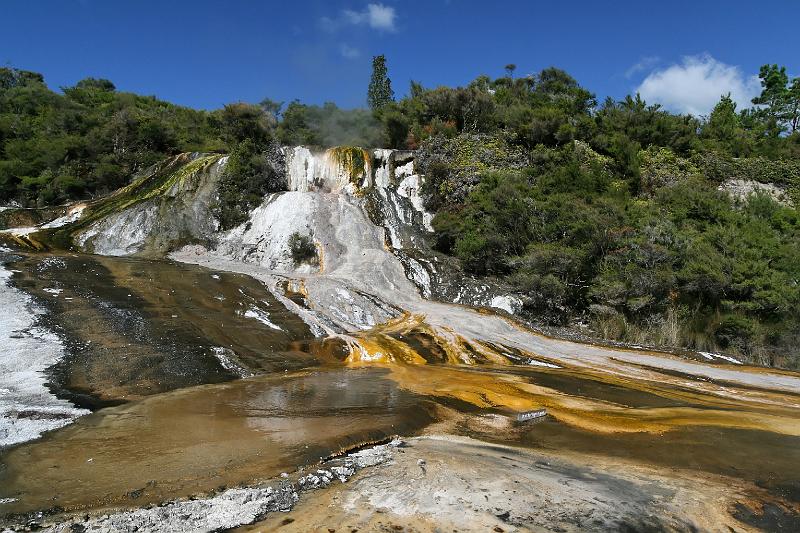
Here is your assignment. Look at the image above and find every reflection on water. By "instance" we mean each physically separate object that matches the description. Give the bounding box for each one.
[0,368,436,515]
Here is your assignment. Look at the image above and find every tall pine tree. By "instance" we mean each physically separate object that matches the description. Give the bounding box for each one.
[752,64,800,134]
[368,55,394,110]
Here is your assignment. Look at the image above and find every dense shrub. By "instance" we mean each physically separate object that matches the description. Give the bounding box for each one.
[430,140,800,366]
[288,232,317,266]
[417,133,528,210]
[638,146,700,194]
[213,139,284,231]
[389,64,798,366]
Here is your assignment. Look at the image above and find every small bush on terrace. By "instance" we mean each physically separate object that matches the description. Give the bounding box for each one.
[288,232,317,266]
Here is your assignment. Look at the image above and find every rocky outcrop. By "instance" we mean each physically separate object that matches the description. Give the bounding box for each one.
[74,153,227,256]
[213,146,521,315]
[284,146,372,193]
[32,440,402,533]
[720,178,794,206]
[5,147,521,316]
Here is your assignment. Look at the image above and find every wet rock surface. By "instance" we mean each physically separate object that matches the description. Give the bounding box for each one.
[13,435,791,533]
[239,436,773,533]
[0,368,436,518]
[18,440,401,533]
[0,253,88,447]
[5,253,315,405]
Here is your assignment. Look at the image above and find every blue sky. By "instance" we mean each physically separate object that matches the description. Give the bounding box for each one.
[1,0,796,115]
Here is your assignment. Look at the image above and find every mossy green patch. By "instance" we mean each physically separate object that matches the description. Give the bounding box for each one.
[328,146,372,190]
[43,153,223,250]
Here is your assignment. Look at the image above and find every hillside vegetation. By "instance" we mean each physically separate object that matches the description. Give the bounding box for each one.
[376,66,800,367]
[1,63,799,367]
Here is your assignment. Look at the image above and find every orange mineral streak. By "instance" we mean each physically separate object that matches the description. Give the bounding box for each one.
[330,313,800,437]
[386,364,800,436]
[315,239,325,273]
[337,313,518,366]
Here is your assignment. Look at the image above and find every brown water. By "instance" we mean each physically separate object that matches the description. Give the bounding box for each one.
[0,367,436,515]
[1,252,800,524]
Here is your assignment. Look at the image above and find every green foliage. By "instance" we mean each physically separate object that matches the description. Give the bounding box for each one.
[417,132,528,210]
[378,63,800,365]
[700,94,752,156]
[638,146,700,193]
[215,102,272,146]
[430,139,800,366]
[414,86,496,135]
[367,55,394,111]
[258,98,284,123]
[374,68,594,149]
[752,64,800,134]
[288,232,317,266]
[693,151,800,191]
[0,67,222,206]
[276,100,320,146]
[213,139,283,231]
[590,95,700,155]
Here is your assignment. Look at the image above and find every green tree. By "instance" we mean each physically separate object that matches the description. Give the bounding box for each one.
[216,103,272,147]
[788,78,800,134]
[275,101,318,145]
[367,55,394,111]
[0,67,44,89]
[259,98,284,125]
[704,94,739,140]
[752,64,800,134]
[701,94,750,155]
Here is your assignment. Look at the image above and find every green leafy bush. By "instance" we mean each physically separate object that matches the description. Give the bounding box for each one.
[288,232,317,266]
[417,133,528,210]
[213,139,283,231]
[638,146,700,194]
[429,138,800,366]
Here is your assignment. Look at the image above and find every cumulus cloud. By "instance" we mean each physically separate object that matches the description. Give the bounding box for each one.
[344,4,396,30]
[635,54,760,116]
[321,3,397,32]
[339,44,361,59]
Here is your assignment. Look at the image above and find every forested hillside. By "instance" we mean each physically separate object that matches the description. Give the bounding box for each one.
[371,64,800,366]
[2,62,799,366]
[0,68,221,205]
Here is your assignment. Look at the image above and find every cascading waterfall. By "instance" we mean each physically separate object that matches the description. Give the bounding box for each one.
[284,146,373,193]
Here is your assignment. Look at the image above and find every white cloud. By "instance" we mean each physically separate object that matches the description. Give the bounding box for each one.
[635,54,760,116]
[339,44,361,59]
[366,3,396,30]
[322,3,397,32]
